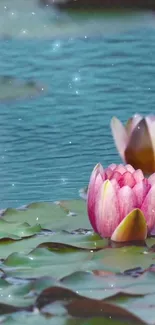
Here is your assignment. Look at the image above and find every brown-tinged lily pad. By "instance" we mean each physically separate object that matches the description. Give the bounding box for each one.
[36,286,147,324]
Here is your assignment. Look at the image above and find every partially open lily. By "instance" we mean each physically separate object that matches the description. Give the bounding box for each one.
[111,114,155,174]
[87,163,155,242]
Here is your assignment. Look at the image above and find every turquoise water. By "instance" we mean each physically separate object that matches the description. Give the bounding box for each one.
[1,5,155,207]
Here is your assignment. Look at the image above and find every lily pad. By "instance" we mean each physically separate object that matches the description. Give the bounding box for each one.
[1,200,91,232]
[0,314,136,325]
[0,277,57,307]
[92,246,153,272]
[0,199,155,324]
[36,286,147,323]
[0,232,106,259]
[0,76,45,102]
[0,219,41,240]
[2,245,93,279]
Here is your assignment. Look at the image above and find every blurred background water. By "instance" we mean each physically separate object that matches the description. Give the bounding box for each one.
[0,0,155,207]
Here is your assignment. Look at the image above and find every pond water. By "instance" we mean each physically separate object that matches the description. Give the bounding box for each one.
[0,1,155,207]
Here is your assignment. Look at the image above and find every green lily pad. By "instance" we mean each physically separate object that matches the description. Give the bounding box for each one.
[92,247,153,273]
[0,277,57,307]
[0,314,136,325]
[0,199,155,324]
[0,231,107,259]
[1,200,91,232]
[61,270,155,298]
[0,219,41,240]
[2,244,93,279]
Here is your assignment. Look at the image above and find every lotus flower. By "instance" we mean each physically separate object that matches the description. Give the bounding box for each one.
[111,114,155,174]
[87,163,155,242]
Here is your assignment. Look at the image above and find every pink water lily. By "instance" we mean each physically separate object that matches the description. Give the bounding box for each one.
[87,163,155,242]
[111,114,155,174]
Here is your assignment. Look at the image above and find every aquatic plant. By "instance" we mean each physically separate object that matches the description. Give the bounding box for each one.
[87,163,155,242]
[111,114,155,174]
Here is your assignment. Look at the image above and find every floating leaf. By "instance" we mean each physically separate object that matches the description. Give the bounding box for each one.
[0,314,135,325]
[36,286,146,323]
[0,76,44,102]
[60,270,155,299]
[0,231,107,260]
[2,245,93,279]
[0,199,155,324]
[0,277,57,307]
[1,200,91,232]
[92,246,153,273]
[0,219,41,240]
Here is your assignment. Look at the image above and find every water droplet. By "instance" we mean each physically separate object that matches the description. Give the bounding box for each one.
[61,177,68,185]
[21,29,28,35]
[73,74,80,82]
[53,41,61,51]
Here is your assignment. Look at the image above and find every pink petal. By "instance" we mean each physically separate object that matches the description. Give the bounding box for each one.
[118,186,137,222]
[105,168,113,179]
[148,173,155,185]
[110,117,129,161]
[105,164,117,179]
[109,171,122,182]
[133,169,144,183]
[113,164,128,175]
[141,184,155,233]
[87,164,104,232]
[118,171,136,188]
[133,181,151,208]
[98,163,106,180]
[107,163,117,171]
[110,178,120,192]
[95,180,120,238]
[125,164,135,173]
[128,114,143,134]
[146,115,155,122]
